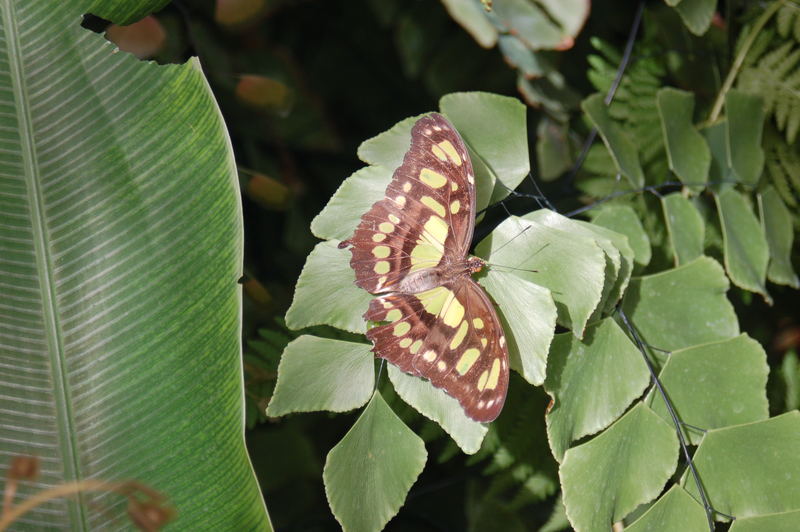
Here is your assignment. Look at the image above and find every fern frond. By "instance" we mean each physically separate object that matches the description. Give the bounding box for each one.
[764,127,800,210]
[739,41,800,144]
[776,3,800,42]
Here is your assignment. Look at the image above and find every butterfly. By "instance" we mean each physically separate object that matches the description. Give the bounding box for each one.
[339,113,509,422]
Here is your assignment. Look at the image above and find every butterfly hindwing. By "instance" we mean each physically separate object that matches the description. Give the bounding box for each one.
[365,277,509,422]
[343,114,476,293]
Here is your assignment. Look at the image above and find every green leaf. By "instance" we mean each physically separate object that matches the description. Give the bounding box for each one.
[625,485,708,532]
[311,165,393,241]
[730,510,800,532]
[476,214,606,337]
[582,93,645,187]
[439,92,530,206]
[286,241,372,334]
[324,392,427,532]
[661,193,705,265]
[622,256,739,351]
[490,0,567,50]
[589,205,652,267]
[525,209,634,314]
[479,268,557,386]
[704,120,735,188]
[545,319,650,462]
[671,0,716,36]
[759,186,800,287]
[646,334,769,444]
[656,88,710,186]
[357,115,419,169]
[387,366,487,454]
[439,0,498,48]
[561,403,679,532]
[715,189,771,301]
[682,412,800,518]
[537,0,591,37]
[498,35,548,78]
[536,116,572,181]
[0,2,269,528]
[726,89,766,186]
[267,337,374,416]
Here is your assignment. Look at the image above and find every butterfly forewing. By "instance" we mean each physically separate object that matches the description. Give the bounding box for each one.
[343,114,477,293]
[342,112,509,422]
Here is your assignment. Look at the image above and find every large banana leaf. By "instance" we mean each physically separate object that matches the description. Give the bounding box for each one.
[0,1,270,529]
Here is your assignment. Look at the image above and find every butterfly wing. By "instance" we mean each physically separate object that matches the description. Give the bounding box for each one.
[341,113,477,294]
[365,277,509,422]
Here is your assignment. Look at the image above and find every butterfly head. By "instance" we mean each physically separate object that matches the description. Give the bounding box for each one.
[466,256,485,275]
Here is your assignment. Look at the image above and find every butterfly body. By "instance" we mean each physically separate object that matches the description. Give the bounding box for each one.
[340,113,509,422]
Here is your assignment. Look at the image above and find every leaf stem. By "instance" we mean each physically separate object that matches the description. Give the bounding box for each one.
[706,0,785,124]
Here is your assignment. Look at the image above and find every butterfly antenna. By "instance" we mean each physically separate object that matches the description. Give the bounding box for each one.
[617,307,719,530]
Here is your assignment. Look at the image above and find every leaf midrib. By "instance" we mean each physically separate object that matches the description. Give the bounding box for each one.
[2,2,87,528]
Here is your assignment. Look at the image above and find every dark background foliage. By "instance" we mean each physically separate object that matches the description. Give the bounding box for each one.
[92,0,800,529]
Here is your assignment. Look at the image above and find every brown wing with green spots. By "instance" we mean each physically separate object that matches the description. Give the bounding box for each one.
[364,277,509,422]
[339,113,476,294]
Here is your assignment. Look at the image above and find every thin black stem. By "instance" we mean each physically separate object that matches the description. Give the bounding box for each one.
[618,308,717,531]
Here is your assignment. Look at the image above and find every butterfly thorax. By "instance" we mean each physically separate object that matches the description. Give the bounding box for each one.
[394,256,485,294]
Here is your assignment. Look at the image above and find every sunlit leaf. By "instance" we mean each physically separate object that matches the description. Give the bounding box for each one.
[730,510,800,532]
[286,241,371,334]
[388,366,488,454]
[646,334,769,444]
[682,412,800,518]
[625,485,708,532]
[476,215,606,337]
[561,403,678,532]
[440,92,530,206]
[479,269,557,386]
[267,337,374,416]
[622,256,739,351]
[589,204,651,267]
[545,319,650,462]
[439,0,498,48]
[324,392,427,532]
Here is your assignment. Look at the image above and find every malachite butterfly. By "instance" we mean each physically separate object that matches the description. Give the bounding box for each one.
[339,113,509,422]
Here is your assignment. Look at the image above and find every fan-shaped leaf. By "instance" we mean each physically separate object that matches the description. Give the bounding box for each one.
[476,215,606,337]
[726,90,766,186]
[324,392,427,532]
[582,93,645,187]
[388,366,487,454]
[286,241,372,334]
[267,336,374,416]
[625,485,708,532]
[657,87,710,187]
[561,403,678,532]
[730,510,800,532]
[478,268,557,386]
[682,412,800,518]
[661,193,705,265]
[545,318,650,462]
[588,205,651,267]
[622,256,739,351]
[715,189,770,301]
[646,334,769,444]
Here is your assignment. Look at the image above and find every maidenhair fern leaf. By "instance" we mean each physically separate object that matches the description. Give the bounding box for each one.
[739,41,800,144]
